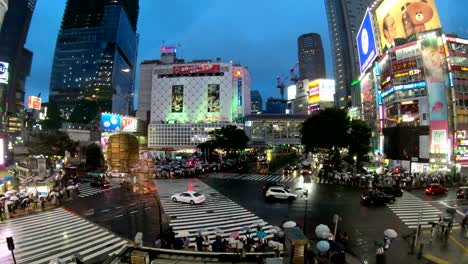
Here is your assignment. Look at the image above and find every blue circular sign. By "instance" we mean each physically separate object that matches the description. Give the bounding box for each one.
[0,62,6,74]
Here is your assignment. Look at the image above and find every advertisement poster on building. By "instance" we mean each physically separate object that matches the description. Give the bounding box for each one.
[171,85,184,113]
[207,84,220,112]
[375,0,441,54]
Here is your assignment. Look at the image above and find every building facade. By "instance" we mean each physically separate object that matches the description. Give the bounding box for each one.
[265,98,286,114]
[49,0,139,120]
[144,56,251,149]
[297,33,326,81]
[325,0,372,109]
[251,90,263,113]
[0,0,36,132]
[0,0,7,30]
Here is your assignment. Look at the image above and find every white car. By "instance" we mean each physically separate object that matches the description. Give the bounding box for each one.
[265,186,297,201]
[171,191,206,205]
[108,172,127,178]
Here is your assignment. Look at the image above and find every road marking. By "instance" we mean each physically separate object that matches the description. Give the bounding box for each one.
[449,235,468,253]
[114,214,123,218]
[439,201,465,216]
[129,210,138,214]
[144,207,152,210]
[422,254,449,264]
[115,206,122,209]
[101,209,110,213]
[129,203,136,206]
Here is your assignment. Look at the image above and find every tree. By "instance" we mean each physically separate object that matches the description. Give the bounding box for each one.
[27,130,79,157]
[348,119,372,168]
[85,143,104,170]
[205,125,249,159]
[41,100,63,130]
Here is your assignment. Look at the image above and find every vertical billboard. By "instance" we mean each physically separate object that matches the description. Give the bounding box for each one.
[0,133,4,169]
[375,0,441,54]
[171,85,184,113]
[308,80,320,104]
[27,96,42,110]
[357,9,378,74]
[0,61,9,84]
[207,84,220,112]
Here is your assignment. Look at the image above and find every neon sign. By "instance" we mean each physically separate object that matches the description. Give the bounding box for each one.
[381,81,427,98]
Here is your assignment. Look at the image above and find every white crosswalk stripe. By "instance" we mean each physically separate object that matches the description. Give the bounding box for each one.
[0,207,128,264]
[156,179,276,247]
[78,182,119,198]
[387,191,458,229]
[207,173,300,183]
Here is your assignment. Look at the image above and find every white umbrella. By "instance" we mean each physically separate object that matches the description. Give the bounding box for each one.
[384,229,398,239]
[283,221,297,228]
[49,191,59,197]
[213,227,224,236]
[6,201,14,205]
[9,196,19,201]
[0,197,7,201]
[315,224,331,239]
[177,230,190,237]
[39,194,47,199]
[67,185,76,190]
[5,191,15,195]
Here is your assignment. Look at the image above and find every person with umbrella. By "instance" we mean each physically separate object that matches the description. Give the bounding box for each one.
[375,240,385,264]
[195,233,204,251]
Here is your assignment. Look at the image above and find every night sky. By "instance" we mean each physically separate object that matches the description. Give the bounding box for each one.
[25,0,467,107]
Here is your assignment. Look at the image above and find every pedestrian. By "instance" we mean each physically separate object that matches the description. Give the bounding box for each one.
[430,224,437,243]
[154,235,162,248]
[166,227,176,249]
[376,245,385,264]
[196,233,204,251]
[383,236,391,251]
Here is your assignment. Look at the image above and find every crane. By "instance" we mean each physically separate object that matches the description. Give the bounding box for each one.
[276,62,300,100]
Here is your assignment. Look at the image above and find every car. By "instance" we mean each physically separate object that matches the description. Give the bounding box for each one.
[374,186,403,197]
[456,186,468,199]
[171,191,206,205]
[108,172,127,178]
[283,166,293,175]
[262,182,290,194]
[425,184,448,195]
[265,186,297,201]
[89,178,111,188]
[361,191,395,206]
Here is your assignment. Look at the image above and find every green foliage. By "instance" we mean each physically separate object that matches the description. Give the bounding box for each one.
[85,143,104,170]
[268,153,298,173]
[348,119,372,166]
[27,130,79,157]
[209,125,249,156]
[41,100,63,130]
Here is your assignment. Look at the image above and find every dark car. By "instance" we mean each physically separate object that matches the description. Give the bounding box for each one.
[425,184,448,195]
[374,186,403,197]
[90,178,111,188]
[262,182,290,194]
[456,186,468,199]
[283,166,293,175]
[361,191,396,206]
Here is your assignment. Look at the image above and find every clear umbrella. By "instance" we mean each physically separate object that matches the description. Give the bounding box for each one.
[283,221,297,228]
[9,196,19,201]
[316,240,330,253]
[383,229,398,239]
[315,224,331,239]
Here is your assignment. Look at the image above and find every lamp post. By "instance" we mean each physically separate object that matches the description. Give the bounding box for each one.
[353,155,357,175]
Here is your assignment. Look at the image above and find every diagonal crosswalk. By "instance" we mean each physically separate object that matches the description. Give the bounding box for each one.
[387,191,457,229]
[208,173,300,183]
[156,179,275,247]
[0,207,128,264]
[78,182,119,198]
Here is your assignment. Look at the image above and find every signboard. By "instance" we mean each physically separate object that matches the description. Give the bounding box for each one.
[287,85,296,101]
[207,84,220,112]
[237,78,242,106]
[394,41,421,60]
[0,134,4,169]
[101,113,137,132]
[308,81,320,104]
[27,96,42,110]
[171,85,184,113]
[172,64,220,74]
[357,9,378,73]
[391,59,417,72]
[375,0,442,54]
[0,61,9,84]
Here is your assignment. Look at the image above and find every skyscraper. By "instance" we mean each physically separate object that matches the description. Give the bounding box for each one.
[49,0,139,122]
[251,90,263,113]
[325,0,372,109]
[0,0,7,30]
[0,0,36,132]
[297,33,326,81]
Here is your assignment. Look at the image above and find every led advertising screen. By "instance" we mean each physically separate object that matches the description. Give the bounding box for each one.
[27,96,42,110]
[375,0,441,54]
[0,61,8,84]
[101,113,122,131]
[171,85,184,113]
[287,85,297,101]
[308,81,320,104]
[0,134,4,169]
[172,64,220,74]
[207,84,220,112]
[357,9,378,74]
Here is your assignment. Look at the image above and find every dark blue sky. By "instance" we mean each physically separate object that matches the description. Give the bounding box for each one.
[25,0,467,106]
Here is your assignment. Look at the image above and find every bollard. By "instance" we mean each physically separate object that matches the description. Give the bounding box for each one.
[417,243,424,259]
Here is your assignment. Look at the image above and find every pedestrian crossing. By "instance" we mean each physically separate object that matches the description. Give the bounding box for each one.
[0,207,128,264]
[155,179,275,247]
[387,192,457,229]
[78,182,119,198]
[208,173,300,183]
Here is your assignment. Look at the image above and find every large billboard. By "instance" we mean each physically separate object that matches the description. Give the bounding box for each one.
[171,85,184,113]
[101,113,137,132]
[0,133,5,169]
[308,80,320,104]
[287,85,297,101]
[0,61,8,84]
[357,9,378,74]
[207,84,220,112]
[173,64,220,74]
[375,0,441,54]
[27,96,42,110]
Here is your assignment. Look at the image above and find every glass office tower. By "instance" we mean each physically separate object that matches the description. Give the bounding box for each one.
[49,0,139,121]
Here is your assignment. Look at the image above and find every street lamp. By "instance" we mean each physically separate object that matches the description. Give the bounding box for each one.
[353,155,357,175]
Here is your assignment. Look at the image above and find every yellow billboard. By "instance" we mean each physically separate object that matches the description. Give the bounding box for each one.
[375,0,441,54]
[308,80,320,104]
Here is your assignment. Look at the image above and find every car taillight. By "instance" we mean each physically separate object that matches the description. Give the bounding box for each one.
[361,195,367,199]
[425,188,430,191]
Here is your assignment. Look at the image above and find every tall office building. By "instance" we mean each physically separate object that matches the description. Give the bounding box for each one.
[49,0,139,122]
[0,0,36,132]
[0,0,7,30]
[325,0,372,109]
[297,33,326,81]
[251,90,263,113]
